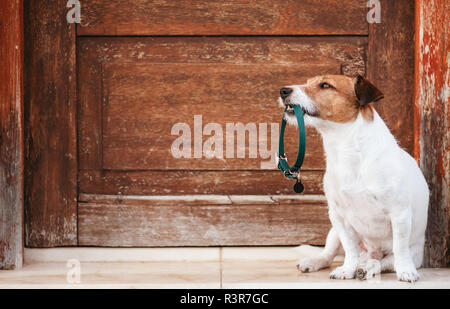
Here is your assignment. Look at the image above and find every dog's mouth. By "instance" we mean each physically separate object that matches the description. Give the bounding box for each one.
[279,95,319,118]
[285,105,296,115]
[284,102,312,117]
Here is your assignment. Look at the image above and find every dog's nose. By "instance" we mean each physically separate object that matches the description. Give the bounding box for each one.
[280,87,293,99]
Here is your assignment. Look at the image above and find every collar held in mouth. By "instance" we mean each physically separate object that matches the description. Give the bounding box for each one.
[277,104,306,193]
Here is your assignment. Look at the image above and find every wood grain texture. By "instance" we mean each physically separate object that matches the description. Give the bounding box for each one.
[367,0,415,155]
[78,0,368,36]
[0,0,24,269]
[415,0,450,267]
[78,36,366,172]
[78,195,330,246]
[24,2,77,247]
[79,170,325,195]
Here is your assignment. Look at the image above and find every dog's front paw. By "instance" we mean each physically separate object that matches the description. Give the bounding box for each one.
[396,265,420,282]
[329,266,356,280]
[296,257,329,273]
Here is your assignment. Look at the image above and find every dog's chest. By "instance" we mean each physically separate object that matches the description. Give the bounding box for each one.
[324,152,392,243]
[332,185,391,242]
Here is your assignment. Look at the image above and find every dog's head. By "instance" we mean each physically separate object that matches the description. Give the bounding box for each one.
[278,75,384,127]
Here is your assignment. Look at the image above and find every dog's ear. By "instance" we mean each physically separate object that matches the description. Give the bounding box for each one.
[355,75,384,106]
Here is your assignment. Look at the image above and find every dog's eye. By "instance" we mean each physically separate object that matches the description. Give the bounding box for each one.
[319,82,333,89]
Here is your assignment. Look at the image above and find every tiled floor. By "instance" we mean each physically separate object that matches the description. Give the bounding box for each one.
[0,246,449,288]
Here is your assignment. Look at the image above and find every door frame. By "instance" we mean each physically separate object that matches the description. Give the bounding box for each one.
[0,0,447,268]
[414,0,449,267]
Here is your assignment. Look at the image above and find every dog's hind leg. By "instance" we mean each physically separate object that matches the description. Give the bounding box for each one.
[410,238,425,269]
[357,239,425,280]
[297,228,341,273]
[379,239,425,273]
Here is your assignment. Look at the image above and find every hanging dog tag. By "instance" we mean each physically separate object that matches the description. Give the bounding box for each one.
[293,179,304,194]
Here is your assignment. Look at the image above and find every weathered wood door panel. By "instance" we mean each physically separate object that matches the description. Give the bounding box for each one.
[74,0,370,246]
[75,2,369,245]
[76,34,366,245]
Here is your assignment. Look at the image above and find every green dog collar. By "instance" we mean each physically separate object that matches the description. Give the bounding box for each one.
[277,104,306,193]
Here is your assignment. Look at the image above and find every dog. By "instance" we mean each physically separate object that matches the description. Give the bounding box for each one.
[279,75,429,282]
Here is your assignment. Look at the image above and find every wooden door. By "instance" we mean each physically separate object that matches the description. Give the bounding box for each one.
[25,1,415,247]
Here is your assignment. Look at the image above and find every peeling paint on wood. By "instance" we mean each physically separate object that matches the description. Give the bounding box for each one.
[415,0,450,267]
[0,0,24,269]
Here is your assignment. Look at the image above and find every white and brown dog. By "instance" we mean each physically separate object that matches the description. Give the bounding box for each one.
[279,75,429,282]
